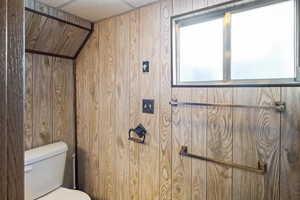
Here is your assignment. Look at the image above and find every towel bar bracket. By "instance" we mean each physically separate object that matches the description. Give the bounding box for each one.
[274,101,286,112]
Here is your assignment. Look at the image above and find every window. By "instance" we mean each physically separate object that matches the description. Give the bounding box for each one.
[231,1,295,80]
[172,0,300,86]
[179,17,223,82]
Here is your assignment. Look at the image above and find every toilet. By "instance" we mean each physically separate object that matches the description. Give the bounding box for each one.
[24,142,90,200]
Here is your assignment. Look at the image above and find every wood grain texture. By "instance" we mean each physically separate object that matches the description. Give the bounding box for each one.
[52,58,75,187]
[173,0,193,15]
[193,0,208,10]
[98,18,117,200]
[75,40,91,193]
[172,88,192,200]
[86,24,100,200]
[33,55,53,148]
[25,11,48,50]
[25,0,92,29]
[128,9,141,200]
[191,88,207,200]
[74,1,300,200]
[207,88,233,200]
[115,13,130,200]
[7,0,24,199]
[26,53,75,187]
[281,87,300,200]
[25,53,34,150]
[160,1,173,200]
[233,88,280,200]
[32,18,65,51]
[58,26,89,56]
[75,23,99,197]
[0,0,7,199]
[139,4,161,200]
[26,12,90,58]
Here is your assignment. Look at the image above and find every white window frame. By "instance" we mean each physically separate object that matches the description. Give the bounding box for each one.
[171,0,300,87]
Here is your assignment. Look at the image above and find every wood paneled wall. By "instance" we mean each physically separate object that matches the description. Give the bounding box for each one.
[0,0,8,198]
[25,0,92,59]
[25,10,90,58]
[75,0,300,200]
[25,53,75,187]
[25,0,92,29]
[0,0,24,199]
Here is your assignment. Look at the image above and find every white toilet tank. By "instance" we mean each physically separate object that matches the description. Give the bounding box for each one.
[24,142,68,200]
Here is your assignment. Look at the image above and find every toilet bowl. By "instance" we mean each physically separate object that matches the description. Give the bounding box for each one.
[24,142,90,200]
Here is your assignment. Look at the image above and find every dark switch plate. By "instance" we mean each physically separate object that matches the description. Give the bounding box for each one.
[143,99,154,114]
[142,61,150,72]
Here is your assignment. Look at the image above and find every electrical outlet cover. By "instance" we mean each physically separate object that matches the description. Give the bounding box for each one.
[142,99,154,114]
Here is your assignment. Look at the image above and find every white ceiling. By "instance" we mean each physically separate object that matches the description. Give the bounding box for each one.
[38,0,159,22]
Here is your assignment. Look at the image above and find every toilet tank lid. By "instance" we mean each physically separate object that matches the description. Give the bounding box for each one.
[25,142,68,166]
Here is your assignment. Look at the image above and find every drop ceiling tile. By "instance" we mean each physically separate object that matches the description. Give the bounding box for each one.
[124,0,159,8]
[61,0,133,22]
[38,0,72,8]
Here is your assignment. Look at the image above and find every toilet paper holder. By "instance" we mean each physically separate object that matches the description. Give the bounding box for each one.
[128,124,147,144]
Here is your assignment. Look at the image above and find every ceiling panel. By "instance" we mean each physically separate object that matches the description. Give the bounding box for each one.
[38,0,160,22]
[38,0,72,8]
[61,0,133,22]
[124,0,159,8]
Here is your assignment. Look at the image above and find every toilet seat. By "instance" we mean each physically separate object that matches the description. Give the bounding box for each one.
[38,187,90,200]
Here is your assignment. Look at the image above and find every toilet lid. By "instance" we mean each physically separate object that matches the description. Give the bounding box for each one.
[38,188,90,200]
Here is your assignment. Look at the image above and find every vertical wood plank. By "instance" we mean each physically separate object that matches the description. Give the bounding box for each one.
[86,24,100,200]
[139,4,161,200]
[25,53,33,150]
[0,0,7,198]
[115,13,130,200]
[173,0,193,15]
[193,0,207,10]
[233,88,280,200]
[98,18,117,200]
[129,9,141,200]
[25,13,48,50]
[172,88,192,200]
[7,0,24,199]
[281,87,300,200]
[52,58,75,187]
[75,41,91,193]
[191,88,207,200]
[75,23,100,197]
[160,1,173,200]
[33,55,53,148]
[207,88,233,200]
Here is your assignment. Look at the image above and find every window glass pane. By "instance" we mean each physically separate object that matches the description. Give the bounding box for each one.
[179,18,223,82]
[231,1,295,80]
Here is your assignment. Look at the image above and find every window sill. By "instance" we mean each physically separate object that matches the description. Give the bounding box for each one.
[172,79,300,88]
